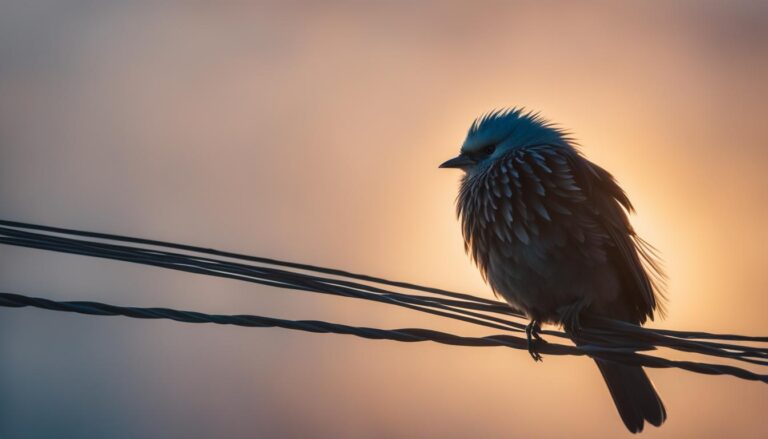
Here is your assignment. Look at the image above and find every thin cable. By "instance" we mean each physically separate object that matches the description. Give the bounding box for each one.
[0,291,764,383]
[0,219,766,377]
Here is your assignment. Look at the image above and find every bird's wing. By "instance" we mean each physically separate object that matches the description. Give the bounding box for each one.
[563,151,667,322]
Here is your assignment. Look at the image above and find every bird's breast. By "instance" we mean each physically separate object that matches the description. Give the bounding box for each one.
[457,147,619,321]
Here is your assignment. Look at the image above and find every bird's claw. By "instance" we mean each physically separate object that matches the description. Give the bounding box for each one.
[525,320,546,362]
[559,300,585,337]
[528,344,543,362]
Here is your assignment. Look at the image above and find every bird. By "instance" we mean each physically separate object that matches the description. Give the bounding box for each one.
[439,108,667,433]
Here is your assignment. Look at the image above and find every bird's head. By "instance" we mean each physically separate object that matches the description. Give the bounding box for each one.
[439,108,570,175]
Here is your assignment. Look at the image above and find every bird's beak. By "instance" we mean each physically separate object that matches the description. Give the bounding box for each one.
[439,153,475,169]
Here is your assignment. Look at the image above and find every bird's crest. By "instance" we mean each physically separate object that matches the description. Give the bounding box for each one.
[464,107,573,153]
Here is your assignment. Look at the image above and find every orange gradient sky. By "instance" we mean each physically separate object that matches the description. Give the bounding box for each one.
[0,1,766,438]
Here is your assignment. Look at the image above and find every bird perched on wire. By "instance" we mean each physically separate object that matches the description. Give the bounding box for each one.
[440,108,667,433]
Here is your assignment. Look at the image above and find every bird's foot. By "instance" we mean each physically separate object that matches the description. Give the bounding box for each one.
[558,299,589,337]
[525,320,546,362]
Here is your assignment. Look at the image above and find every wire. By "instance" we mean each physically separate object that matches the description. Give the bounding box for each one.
[0,291,764,383]
[0,219,766,384]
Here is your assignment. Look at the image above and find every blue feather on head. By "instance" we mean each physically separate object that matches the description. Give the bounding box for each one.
[462,107,572,156]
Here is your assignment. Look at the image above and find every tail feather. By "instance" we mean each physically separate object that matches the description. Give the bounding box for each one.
[595,359,667,433]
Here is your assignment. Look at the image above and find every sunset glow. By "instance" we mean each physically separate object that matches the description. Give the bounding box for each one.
[0,1,766,437]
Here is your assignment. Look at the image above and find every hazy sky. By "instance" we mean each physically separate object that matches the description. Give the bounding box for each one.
[1,1,766,438]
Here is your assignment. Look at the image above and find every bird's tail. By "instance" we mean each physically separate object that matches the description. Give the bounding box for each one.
[594,359,667,433]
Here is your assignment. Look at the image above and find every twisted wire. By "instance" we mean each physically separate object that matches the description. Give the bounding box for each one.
[0,219,765,384]
[0,291,764,383]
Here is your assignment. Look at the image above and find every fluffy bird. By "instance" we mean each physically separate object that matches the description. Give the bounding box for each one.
[440,108,667,433]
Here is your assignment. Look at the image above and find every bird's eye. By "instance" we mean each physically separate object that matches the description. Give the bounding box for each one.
[483,145,496,156]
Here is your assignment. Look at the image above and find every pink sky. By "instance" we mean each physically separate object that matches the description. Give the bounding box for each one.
[0,1,766,437]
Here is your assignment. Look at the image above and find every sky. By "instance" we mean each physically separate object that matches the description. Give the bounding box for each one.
[0,1,766,437]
